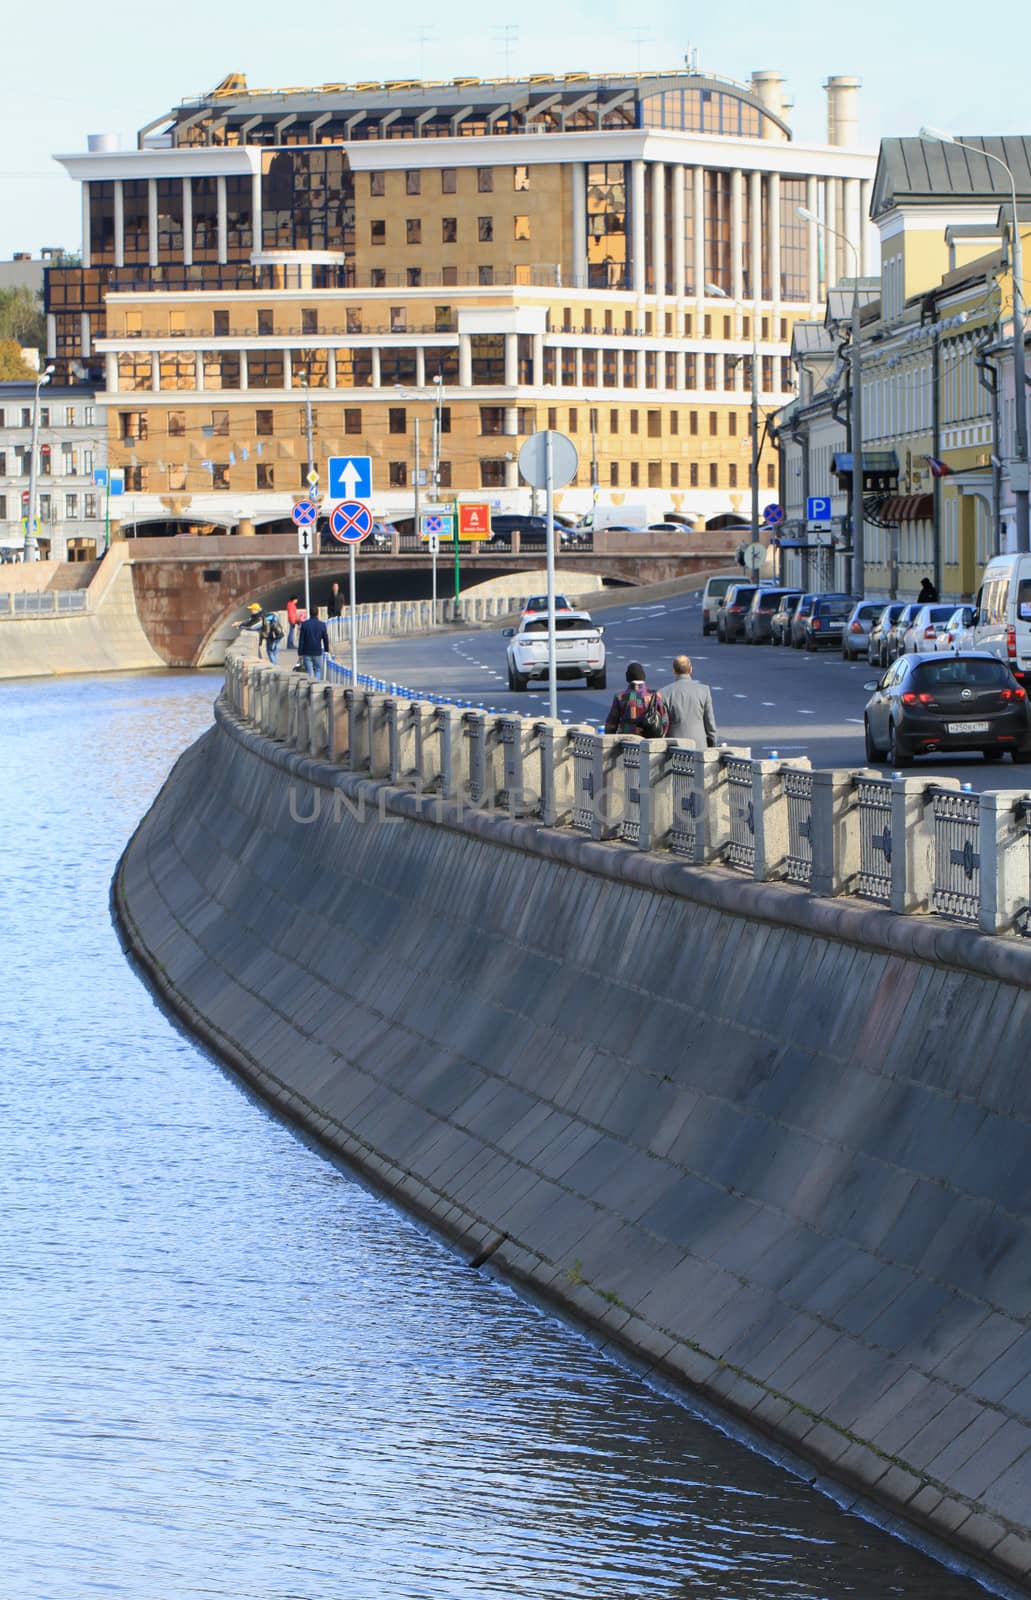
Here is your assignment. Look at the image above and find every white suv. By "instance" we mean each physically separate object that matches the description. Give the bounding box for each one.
[503,610,606,690]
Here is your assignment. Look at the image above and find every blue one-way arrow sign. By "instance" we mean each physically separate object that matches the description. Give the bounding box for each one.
[328,455,373,499]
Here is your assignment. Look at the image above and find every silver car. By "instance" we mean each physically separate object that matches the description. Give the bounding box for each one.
[841,599,886,659]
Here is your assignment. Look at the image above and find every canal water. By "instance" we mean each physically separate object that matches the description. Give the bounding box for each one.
[0,672,991,1600]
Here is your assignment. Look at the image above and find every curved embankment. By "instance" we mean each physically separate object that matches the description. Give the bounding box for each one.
[114,694,1031,1596]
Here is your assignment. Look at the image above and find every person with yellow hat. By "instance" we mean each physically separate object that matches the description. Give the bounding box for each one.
[234,602,267,656]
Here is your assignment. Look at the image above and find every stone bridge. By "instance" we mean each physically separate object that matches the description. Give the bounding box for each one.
[122,529,739,666]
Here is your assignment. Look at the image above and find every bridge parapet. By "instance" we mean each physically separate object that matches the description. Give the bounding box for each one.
[225,645,1031,945]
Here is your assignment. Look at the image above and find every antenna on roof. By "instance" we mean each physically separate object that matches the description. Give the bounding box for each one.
[491,23,518,76]
[413,27,437,80]
[626,27,653,72]
[684,45,699,74]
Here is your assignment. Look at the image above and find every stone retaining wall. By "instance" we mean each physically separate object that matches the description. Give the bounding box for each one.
[114,687,1031,1596]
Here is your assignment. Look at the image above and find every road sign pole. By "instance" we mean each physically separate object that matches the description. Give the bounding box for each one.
[431,535,438,619]
[452,497,460,607]
[545,431,558,721]
[349,542,358,682]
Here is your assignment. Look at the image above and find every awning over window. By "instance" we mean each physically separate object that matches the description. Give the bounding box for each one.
[832,451,900,476]
[878,493,934,522]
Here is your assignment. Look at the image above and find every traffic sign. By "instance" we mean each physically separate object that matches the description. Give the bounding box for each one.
[518,430,578,490]
[109,470,125,497]
[743,541,766,572]
[297,524,315,556]
[327,455,373,500]
[420,511,455,540]
[93,468,107,488]
[762,502,784,526]
[306,470,319,489]
[291,499,318,527]
[806,496,832,522]
[458,502,491,540]
[427,534,440,555]
[329,499,373,543]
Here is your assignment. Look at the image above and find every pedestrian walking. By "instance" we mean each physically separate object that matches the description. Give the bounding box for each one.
[326,581,344,619]
[285,595,301,649]
[659,655,718,748]
[264,611,285,666]
[297,604,330,681]
[604,662,669,736]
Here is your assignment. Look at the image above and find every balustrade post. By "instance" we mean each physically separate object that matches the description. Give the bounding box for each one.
[345,688,369,773]
[274,674,291,741]
[308,684,330,758]
[978,790,1031,934]
[584,729,622,841]
[889,776,958,914]
[497,714,539,816]
[326,685,349,762]
[752,757,811,882]
[390,700,419,782]
[412,700,443,789]
[810,769,863,898]
[436,705,466,799]
[536,718,575,827]
[368,694,391,777]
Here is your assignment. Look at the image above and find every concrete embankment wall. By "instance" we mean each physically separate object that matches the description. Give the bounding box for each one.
[114,697,1031,1594]
[0,549,164,680]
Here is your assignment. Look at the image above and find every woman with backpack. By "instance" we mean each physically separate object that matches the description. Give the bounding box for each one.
[604,662,669,737]
[263,611,285,666]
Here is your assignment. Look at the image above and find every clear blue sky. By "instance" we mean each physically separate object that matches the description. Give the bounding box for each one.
[2,0,1024,261]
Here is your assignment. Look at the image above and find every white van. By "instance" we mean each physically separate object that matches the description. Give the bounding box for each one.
[969,554,1031,686]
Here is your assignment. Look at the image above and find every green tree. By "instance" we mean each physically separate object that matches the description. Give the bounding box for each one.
[0,286,44,352]
[0,338,38,379]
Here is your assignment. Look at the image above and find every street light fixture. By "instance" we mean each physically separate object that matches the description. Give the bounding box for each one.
[920,127,1029,554]
[798,206,865,596]
[25,363,55,562]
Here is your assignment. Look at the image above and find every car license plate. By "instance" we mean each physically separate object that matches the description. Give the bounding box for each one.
[946,721,990,734]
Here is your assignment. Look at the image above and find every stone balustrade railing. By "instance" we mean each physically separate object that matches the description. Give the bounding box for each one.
[325,593,530,644]
[0,589,90,618]
[224,650,1031,940]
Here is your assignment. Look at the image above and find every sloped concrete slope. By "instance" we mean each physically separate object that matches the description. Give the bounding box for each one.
[114,700,1031,1593]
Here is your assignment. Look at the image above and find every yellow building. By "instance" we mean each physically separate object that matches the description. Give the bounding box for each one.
[46,67,875,533]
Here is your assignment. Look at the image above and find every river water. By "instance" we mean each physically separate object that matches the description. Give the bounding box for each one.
[0,671,992,1600]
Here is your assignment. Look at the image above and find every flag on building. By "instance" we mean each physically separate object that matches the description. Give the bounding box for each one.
[925,456,952,478]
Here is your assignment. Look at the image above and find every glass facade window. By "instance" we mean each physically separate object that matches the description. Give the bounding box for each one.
[225,176,253,259]
[156,180,183,259]
[780,178,808,302]
[159,353,195,391]
[703,171,731,295]
[261,149,353,252]
[641,87,768,138]
[89,182,116,262]
[249,353,285,388]
[123,180,149,265]
[586,162,628,291]
[193,177,219,263]
[117,353,151,391]
[471,335,504,385]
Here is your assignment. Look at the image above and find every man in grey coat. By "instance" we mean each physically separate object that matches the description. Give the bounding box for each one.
[660,655,718,748]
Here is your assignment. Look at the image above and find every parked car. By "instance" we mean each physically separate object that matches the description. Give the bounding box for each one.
[503,610,606,690]
[488,515,549,547]
[967,553,1031,687]
[771,592,804,647]
[900,604,957,655]
[841,599,886,659]
[867,602,907,666]
[744,588,800,645]
[935,604,976,653]
[800,593,855,651]
[717,584,761,642]
[700,575,737,636]
[884,602,923,663]
[863,652,1031,766]
[789,593,820,648]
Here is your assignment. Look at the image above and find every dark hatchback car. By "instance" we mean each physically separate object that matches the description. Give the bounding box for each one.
[800,593,855,650]
[863,652,1031,766]
[771,591,803,646]
[717,584,760,642]
[744,588,800,644]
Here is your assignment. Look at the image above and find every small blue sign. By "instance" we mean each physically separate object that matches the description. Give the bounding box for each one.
[93,467,107,487]
[109,470,125,497]
[807,495,832,522]
[328,455,373,500]
[329,500,373,543]
[291,499,318,526]
[763,502,784,526]
[420,512,455,538]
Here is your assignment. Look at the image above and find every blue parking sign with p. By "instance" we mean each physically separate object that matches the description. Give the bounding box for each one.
[807,495,832,521]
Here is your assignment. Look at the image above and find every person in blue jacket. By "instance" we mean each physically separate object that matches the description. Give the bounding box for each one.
[296,604,330,681]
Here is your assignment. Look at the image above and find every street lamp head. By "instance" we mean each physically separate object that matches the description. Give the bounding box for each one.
[796,206,820,225]
[703,281,729,297]
[918,125,953,143]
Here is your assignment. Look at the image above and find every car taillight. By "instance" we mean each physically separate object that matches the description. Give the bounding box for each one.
[923,626,937,639]
[901,691,936,706]
[850,621,862,632]
[812,618,821,629]
[1007,624,1017,659]
[1000,686,1027,700]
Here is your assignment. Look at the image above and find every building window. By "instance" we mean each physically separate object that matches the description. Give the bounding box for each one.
[480,406,505,435]
[728,463,737,488]
[256,309,274,336]
[39,493,53,521]
[609,462,620,486]
[689,462,698,487]
[767,462,776,487]
[480,458,506,487]
[630,462,639,487]
[255,410,274,436]
[168,411,186,436]
[516,407,536,433]
[709,411,718,436]
[629,410,639,435]
[302,308,318,335]
[407,268,422,287]
[434,306,453,332]
[568,407,578,432]
[478,216,493,243]
[477,168,493,193]
[344,409,361,434]
[442,217,457,243]
[670,463,679,487]
[389,407,407,434]
[478,265,494,285]
[648,462,662,487]
[441,168,457,194]
[514,165,529,191]
[211,409,229,436]
[728,412,737,436]
[212,308,229,337]
[647,410,661,438]
[437,460,452,488]
[213,464,230,489]
[371,220,386,246]
[406,218,421,245]
[609,409,619,434]
[85,494,98,518]
[390,306,407,333]
[119,411,148,443]
[346,309,362,334]
[84,407,95,426]
[65,493,78,518]
[405,170,420,195]
[709,463,719,486]
[370,172,385,197]
[370,270,385,287]
[389,461,407,487]
[257,463,274,488]
[39,407,51,427]
[514,215,530,241]
[670,411,679,435]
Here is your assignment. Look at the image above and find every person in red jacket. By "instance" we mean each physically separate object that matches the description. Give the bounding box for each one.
[285,595,301,650]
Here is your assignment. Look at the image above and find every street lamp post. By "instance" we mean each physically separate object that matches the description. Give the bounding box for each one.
[798,208,864,597]
[920,128,1029,554]
[705,282,762,549]
[25,364,55,562]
